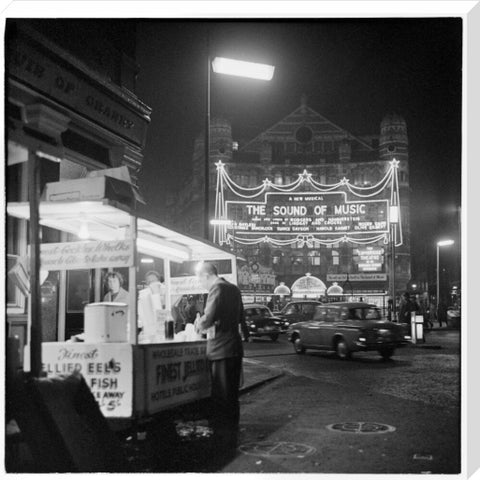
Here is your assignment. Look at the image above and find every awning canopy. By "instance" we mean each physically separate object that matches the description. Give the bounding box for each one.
[7,200,236,263]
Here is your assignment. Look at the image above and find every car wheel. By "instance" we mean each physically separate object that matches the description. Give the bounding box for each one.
[379,347,395,360]
[269,333,279,342]
[293,335,305,354]
[335,339,351,360]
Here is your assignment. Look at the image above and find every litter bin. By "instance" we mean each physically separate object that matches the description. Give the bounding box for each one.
[410,312,425,344]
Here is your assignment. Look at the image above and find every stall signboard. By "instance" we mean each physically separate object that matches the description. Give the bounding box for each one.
[42,343,133,418]
[226,192,389,236]
[327,273,387,282]
[170,274,235,296]
[354,247,385,272]
[144,341,211,414]
[40,240,134,270]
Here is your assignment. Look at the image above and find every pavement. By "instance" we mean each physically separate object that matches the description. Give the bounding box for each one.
[220,330,461,474]
[5,330,459,473]
[241,357,284,394]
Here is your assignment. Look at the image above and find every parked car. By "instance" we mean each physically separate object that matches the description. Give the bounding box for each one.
[287,302,411,360]
[242,304,283,341]
[276,300,323,325]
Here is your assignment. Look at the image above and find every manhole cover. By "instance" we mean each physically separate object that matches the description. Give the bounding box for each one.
[239,441,316,458]
[326,422,396,434]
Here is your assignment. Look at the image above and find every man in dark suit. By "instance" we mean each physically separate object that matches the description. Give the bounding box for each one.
[195,262,249,446]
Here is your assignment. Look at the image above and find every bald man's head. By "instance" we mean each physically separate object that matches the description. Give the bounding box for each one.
[196,262,219,290]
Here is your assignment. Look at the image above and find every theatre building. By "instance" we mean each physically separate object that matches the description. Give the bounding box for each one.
[168,96,411,297]
[5,20,151,350]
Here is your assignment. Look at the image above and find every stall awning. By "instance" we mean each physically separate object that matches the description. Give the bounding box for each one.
[7,200,237,263]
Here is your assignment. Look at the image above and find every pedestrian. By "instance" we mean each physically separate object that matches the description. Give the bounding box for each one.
[427,299,436,329]
[398,292,419,325]
[437,300,448,328]
[194,262,250,452]
[267,297,274,312]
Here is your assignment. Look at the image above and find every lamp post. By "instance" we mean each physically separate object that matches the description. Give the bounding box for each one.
[389,204,399,321]
[436,239,454,308]
[204,55,274,240]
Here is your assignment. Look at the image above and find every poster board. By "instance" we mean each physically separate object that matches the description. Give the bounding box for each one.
[42,342,133,418]
[143,341,211,415]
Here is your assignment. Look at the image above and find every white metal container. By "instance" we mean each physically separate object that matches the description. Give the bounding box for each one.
[84,302,128,343]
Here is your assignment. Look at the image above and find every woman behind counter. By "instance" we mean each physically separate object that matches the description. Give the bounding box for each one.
[103,271,129,303]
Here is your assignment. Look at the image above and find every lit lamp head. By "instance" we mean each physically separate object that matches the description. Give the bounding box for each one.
[437,239,454,247]
[212,57,275,81]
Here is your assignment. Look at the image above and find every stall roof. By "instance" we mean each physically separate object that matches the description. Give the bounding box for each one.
[7,200,237,263]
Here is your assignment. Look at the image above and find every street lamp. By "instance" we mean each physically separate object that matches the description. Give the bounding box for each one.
[389,204,399,320]
[436,239,454,309]
[204,55,274,239]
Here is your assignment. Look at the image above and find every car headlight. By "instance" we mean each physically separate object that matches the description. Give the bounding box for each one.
[250,324,256,329]
[404,335,411,340]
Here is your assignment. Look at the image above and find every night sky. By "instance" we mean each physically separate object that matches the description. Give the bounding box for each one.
[134,18,462,279]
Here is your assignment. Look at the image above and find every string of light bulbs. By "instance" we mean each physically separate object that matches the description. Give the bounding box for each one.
[213,159,402,247]
[227,232,389,247]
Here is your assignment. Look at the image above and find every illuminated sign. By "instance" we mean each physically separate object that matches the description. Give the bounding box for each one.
[354,247,385,272]
[327,273,388,282]
[226,192,389,236]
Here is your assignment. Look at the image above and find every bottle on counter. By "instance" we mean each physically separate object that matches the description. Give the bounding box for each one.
[165,313,175,340]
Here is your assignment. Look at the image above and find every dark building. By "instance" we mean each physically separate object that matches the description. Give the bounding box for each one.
[5,20,151,350]
[168,96,411,296]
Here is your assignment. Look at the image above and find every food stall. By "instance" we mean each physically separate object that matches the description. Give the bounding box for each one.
[7,197,237,425]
